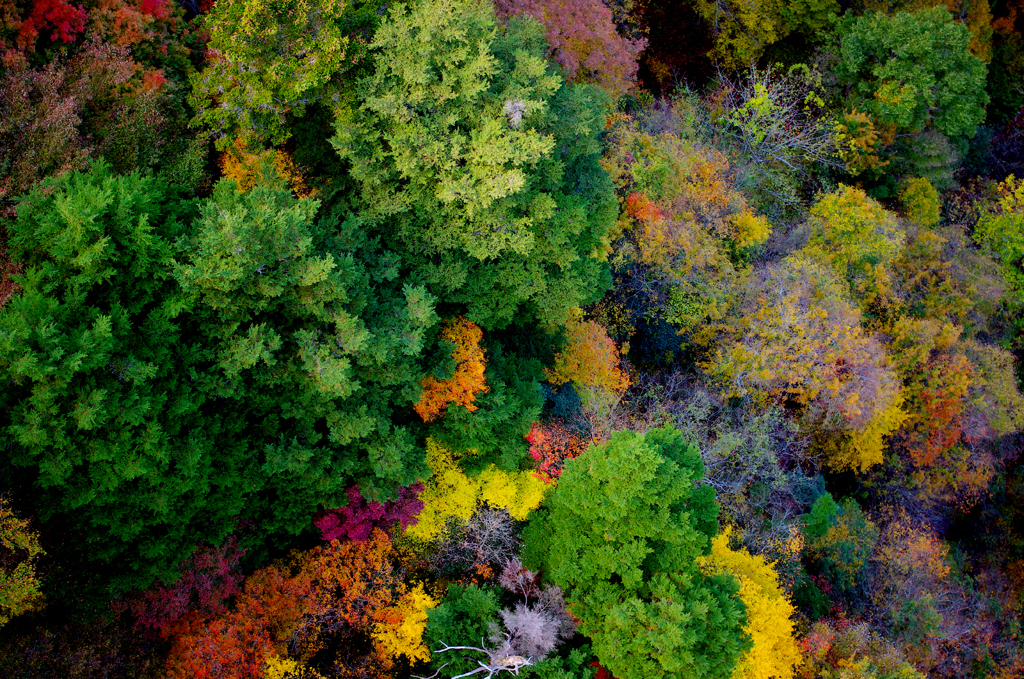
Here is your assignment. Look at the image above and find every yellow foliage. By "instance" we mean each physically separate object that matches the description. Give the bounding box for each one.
[264,656,326,679]
[803,185,904,318]
[372,584,436,663]
[219,136,317,198]
[834,108,888,175]
[415,317,489,422]
[698,529,802,679]
[729,210,772,249]
[406,439,550,540]
[822,392,907,473]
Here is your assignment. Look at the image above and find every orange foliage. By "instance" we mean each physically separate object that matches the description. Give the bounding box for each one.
[414,317,488,422]
[165,564,310,679]
[899,353,973,468]
[219,136,317,198]
[546,313,630,402]
[624,191,662,223]
[164,530,418,679]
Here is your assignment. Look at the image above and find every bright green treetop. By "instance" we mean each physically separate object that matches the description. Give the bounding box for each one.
[523,427,750,679]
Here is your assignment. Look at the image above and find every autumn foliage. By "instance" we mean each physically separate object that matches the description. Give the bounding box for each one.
[415,317,489,422]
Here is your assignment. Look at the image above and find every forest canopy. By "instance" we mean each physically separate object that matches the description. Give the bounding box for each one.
[1,0,1024,677]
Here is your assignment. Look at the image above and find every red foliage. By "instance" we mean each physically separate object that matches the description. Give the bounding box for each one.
[526,421,590,481]
[113,538,246,635]
[494,0,645,96]
[314,483,424,542]
[163,564,311,679]
[19,0,87,47]
[138,0,170,19]
[591,661,618,679]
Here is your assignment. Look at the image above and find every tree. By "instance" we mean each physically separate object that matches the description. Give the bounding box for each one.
[707,255,904,473]
[802,494,879,595]
[406,438,548,541]
[899,177,941,228]
[833,7,988,139]
[189,0,354,145]
[801,184,904,323]
[546,312,630,409]
[0,163,438,603]
[0,497,44,627]
[493,0,646,97]
[416,317,489,422]
[314,483,424,543]
[696,529,802,679]
[331,0,617,328]
[523,427,750,679]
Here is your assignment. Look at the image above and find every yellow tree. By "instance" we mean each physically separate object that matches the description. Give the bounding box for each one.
[406,438,549,541]
[707,255,904,472]
[697,529,802,679]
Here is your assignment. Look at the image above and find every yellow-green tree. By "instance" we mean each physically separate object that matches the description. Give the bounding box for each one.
[801,184,904,324]
[0,498,44,627]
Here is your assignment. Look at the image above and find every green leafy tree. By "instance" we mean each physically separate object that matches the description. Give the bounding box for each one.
[833,7,988,139]
[332,0,617,328]
[0,163,436,602]
[523,427,750,679]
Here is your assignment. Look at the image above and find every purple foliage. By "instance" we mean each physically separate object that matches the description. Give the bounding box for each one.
[314,483,424,542]
[111,537,245,634]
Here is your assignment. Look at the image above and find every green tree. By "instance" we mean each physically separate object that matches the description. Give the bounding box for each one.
[833,7,988,139]
[523,427,750,679]
[332,0,617,328]
[0,163,436,602]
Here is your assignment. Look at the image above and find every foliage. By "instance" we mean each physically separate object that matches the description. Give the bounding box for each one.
[707,256,903,472]
[975,175,1024,315]
[113,538,246,635]
[700,67,840,216]
[406,438,549,541]
[799,619,925,679]
[493,0,646,97]
[802,184,904,323]
[0,162,438,600]
[415,317,489,422]
[802,495,879,595]
[314,483,424,543]
[697,529,802,679]
[689,0,838,67]
[523,427,750,679]
[546,312,631,408]
[0,497,43,627]
[899,177,941,228]
[331,0,617,328]
[371,584,436,664]
[190,0,353,145]
[833,7,988,139]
